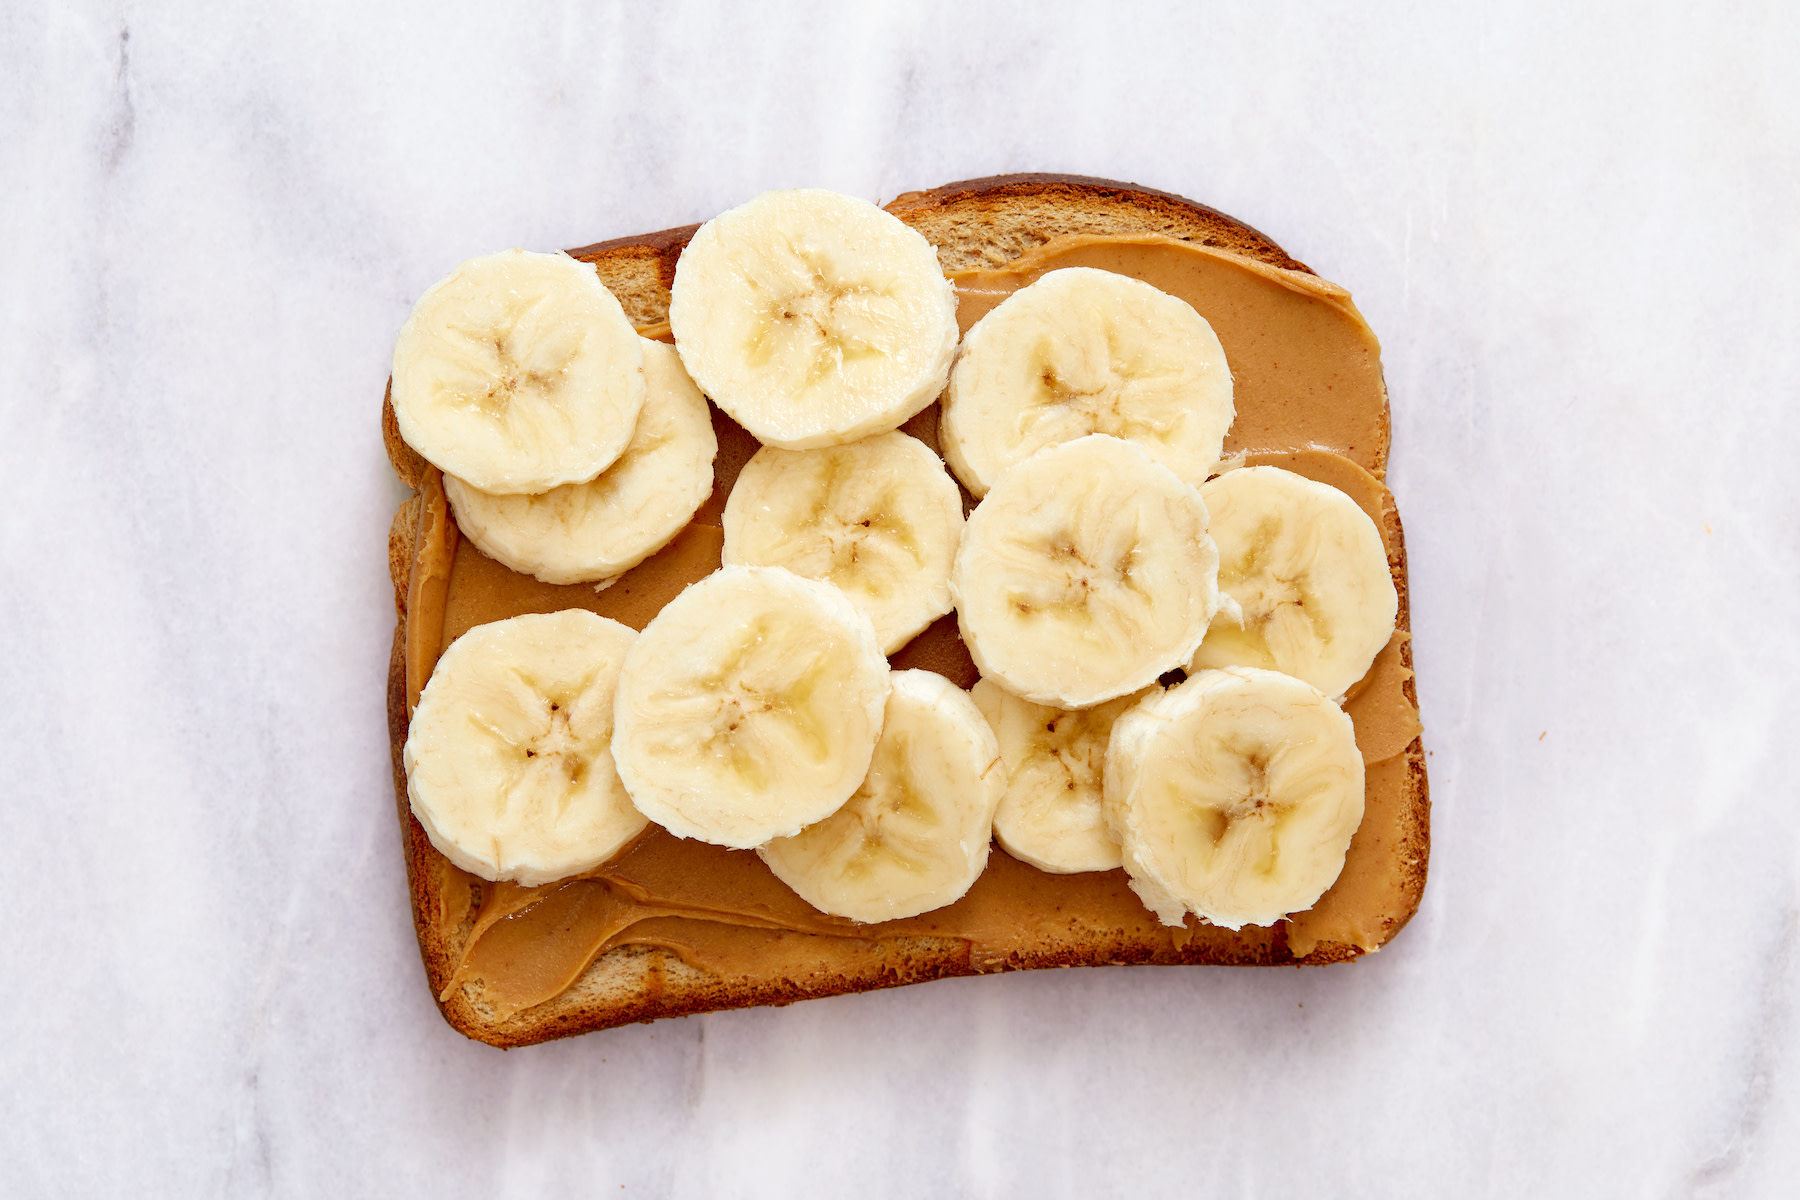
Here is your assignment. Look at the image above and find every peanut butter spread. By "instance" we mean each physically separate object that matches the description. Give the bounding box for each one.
[399,234,1424,1021]
[951,236,1391,479]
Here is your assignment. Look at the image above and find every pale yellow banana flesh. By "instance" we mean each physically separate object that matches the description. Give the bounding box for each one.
[952,434,1220,709]
[722,431,963,654]
[391,249,646,495]
[668,189,959,449]
[972,678,1145,874]
[1105,667,1364,929]
[610,565,891,849]
[403,610,646,887]
[1190,466,1398,699]
[759,670,1003,922]
[941,266,1233,497]
[444,340,718,584]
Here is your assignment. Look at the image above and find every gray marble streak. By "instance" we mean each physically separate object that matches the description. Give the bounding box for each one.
[2,0,1797,1194]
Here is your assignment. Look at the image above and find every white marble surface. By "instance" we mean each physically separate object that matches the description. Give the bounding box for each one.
[3,1,1797,1194]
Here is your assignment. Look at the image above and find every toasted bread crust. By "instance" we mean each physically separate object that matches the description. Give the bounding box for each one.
[563,225,699,331]
[885,173,1313,274]
[381,381,430,494]
[385,178,1429,1047]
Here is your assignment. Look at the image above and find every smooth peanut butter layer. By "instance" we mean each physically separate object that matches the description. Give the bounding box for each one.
[387,225,1428,1042]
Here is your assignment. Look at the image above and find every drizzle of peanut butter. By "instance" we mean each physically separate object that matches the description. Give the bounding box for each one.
[404,235,1423,1020]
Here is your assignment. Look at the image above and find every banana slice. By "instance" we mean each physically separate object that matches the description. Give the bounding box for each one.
[951,434,1220,709]
[758,670,1003,922]
[611,565,891,848]
[403,610,646,886]
[721,431,963,654]
[668,189,959,449]
[941,267,1233,497]
[970,677,1146,874]
[391,249,646,494]
[443,340,718,584]
[1104,667,1364,929]
[1189,466,1398,699]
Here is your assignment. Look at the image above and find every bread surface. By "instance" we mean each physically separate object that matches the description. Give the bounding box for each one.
[385,175,1430,1047]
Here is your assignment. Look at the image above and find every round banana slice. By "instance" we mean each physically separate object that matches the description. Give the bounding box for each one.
[970,677,1147,874]
[941,266,1234,497]
[668,189,959,450]
[1104,667,1364,930]
[444,340,718,584]
[721,431,963,654]
[611,565,890,849]
[404,610,646,886]
[391,249,646,495]
[951,434,1220,709]
[1189,466,1398,699]
[759,670,1003,923]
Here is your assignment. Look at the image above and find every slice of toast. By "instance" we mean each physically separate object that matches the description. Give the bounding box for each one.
[384,175,1430,1047]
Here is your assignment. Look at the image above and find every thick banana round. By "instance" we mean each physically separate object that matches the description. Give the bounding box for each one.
[722,431,963,654]
[759,670,1003,922]
[1189,466,1398,699]
[1104,667,1364,930]
[391,249,646,495]
[971,678,1144,874]
[611,565,891,849]
[941,266,1233,497]
[668,189,959,450]
[951,434,1220,709]
[444,340,718,584]
[404,610,646,886]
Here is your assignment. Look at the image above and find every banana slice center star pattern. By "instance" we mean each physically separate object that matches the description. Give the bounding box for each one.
[1218,517,1333,665]
[758,669,1003,923]
[510,694,590,789]
[1020,324,1184,444]
[392,248,645,495]
[1001,514,1149,629]
[659,613,837,787]
[1042,710,1116,790]
[954,434,1218,708]
[669,189,957,450]
[973,677,1140,875]
[454,303,565,416]
[404,610,645,887]
[435,318,584,440]
[1192,466,1396,699]
[1179,741,1292,869]
[722,432,963,655]
[942,266,1233,496]
[799,463,920,589]
[443,339,718,586]
[747,255,897,384]
[839,731,944,881]
[611,565,890,849]
[1107,666,1364,930]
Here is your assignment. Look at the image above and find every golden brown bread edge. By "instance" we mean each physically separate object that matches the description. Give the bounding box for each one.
[383,174,1431,1047]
